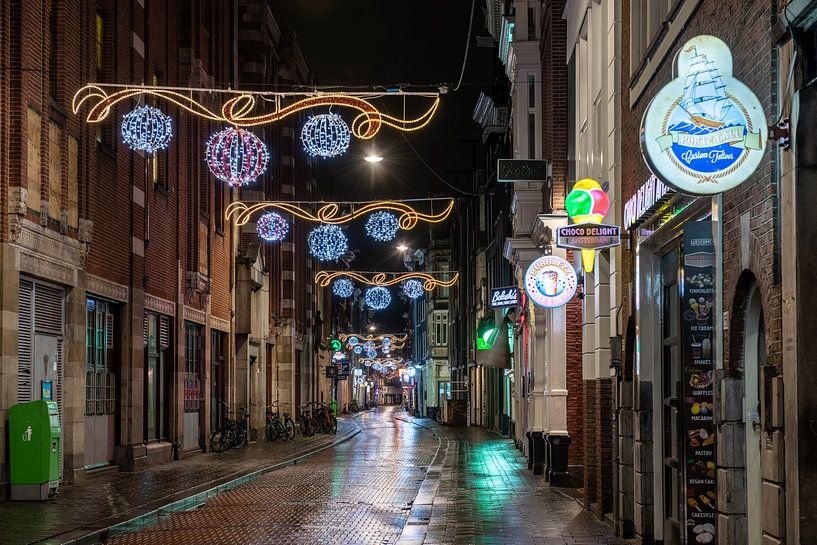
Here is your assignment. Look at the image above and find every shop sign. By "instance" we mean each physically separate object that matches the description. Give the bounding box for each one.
[641,35,767,195]
[497,159,550,182]
[325,365,338,378]
[623,175,674,230]
[681,221,716,544]
[524,255,577,308]
[490,286,518,308]
[556,223,620,250]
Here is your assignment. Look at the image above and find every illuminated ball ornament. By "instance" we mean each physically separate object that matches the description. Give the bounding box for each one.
[256,212,289,242]
[354,346,363,355]
[301,113,351,158]
[206,127,269,187]
[348,336,359,346]
[365,211,400,242]
[365,286,391,310]
[332,278,354,298]
[121,105,172,153]
[402,279,424,299]
[308,225,348,261]
[363,341,375,352]
[367,349,378,359]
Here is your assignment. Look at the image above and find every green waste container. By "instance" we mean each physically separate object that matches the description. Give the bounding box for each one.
[9,400,61,500]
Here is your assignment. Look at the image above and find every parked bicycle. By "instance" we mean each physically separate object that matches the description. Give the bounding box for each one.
[209,401,249,453]
[312,401,337,435]
[299,404,317,437]
[265,401,295,441]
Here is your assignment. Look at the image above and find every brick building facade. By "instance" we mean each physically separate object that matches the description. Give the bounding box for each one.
[0,0,323,497]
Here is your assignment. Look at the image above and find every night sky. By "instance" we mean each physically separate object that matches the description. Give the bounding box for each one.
[276,1,494,330]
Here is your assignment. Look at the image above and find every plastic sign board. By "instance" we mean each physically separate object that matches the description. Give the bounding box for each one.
[497,159,550,182]
[623,175,674,230]
[490,286,519,308]
[524,255,578,308]
[556,223,620,250]
[641,35,767,195]
[325,365,338,378]
[329,338,342,352]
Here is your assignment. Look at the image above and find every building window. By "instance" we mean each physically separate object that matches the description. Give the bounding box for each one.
[435,313,448,346]
[49,0,58,99]
[85,298,116,417]
[527,6,536,41]
[96,12,105,78]
[214,174,225,232]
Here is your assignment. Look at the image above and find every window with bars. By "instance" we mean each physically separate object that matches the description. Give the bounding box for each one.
[184,323,201,413]
[85,298,116,416]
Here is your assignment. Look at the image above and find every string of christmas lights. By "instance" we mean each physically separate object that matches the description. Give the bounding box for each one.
[308,225,348,261]
[332,278,354,298]
[302,113,351,157]
[365,211,400,241]
[206,127,269,186]
[226,199,454,229]
[365,287,391,310]
[315,271,460,291]
[256,211,289,242]
[339,333,408,343]
[402,279,425,299]
[73,85,440,139]
[121,105,172,153]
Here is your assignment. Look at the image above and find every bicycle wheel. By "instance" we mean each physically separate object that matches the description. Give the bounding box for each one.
[265,420,278,441]
[329,414,337,434]
[285,418,296,440]
[274,420,287,441]
[226,422,246,449]
[209,429,228,453]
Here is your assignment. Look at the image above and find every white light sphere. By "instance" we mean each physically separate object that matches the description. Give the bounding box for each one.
[301,113,351,158]
[121,105,173,153]
[308,225,348,261]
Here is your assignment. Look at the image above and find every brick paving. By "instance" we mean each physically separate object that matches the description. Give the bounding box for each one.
[84,407,630,545]
[0,417,359,545]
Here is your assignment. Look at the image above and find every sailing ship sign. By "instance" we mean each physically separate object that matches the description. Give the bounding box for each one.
[641,36,767,195]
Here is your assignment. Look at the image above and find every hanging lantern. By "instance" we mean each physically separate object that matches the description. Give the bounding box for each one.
[256,211,289,242]
[333,278,354,298]
[365,211,400,242]
[308,225,348,261]
[365,286,391,310]
[402,279,424,299]
[301,113,351,158]
[121,105,172,153]
[206,127,269,186]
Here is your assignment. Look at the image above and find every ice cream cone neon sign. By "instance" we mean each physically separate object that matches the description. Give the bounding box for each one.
[560,178,620,273]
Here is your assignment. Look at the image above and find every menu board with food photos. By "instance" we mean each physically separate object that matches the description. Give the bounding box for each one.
[682,221,716,544]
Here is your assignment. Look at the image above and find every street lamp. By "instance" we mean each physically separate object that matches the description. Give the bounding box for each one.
[396,244,409,252]
[364,152,383,163]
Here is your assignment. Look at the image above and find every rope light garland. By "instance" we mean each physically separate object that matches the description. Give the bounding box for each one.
[365,211,400,241]
[308,225,348,261]
[256,212,289,242]
[226,199,454,230]
[339,333,408,343]
[121,105,172,152]
[302,113,351,157]
[315,271,459,291]
[365,287,391,310]
[72,84,440,139]
[332,278,354,298]
[361,357,405,367]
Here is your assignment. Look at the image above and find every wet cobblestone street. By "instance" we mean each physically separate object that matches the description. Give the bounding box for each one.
[106,407,628,545]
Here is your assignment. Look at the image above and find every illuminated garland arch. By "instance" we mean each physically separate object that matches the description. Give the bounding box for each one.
[339,333,408,344]
[73,85,440,140]
[360,357,405,367]
[315,271,460,291]
[226,199,454,230]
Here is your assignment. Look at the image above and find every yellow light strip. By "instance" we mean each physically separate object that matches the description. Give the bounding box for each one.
[226,199,454,229]
[315,271,460,291]
[347,340,406,350]
[361,357,405,366]
[72,85,440,139]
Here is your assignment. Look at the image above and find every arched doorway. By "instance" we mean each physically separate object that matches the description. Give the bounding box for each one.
[742,284,764,545]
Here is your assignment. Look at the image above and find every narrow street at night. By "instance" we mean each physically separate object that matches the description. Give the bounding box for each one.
[99,407,624,545]
[2,0,815,543]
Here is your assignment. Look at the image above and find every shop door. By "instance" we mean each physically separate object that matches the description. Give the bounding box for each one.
[183,323,202,451]
[145,314,170,441]
[660,248,682,545]
[211,331,225,431]
[744,288,764,545]
[84,299,117,468]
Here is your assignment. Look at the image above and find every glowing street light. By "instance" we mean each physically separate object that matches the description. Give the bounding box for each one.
[396,244,409,252]
[364,152,384,163]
